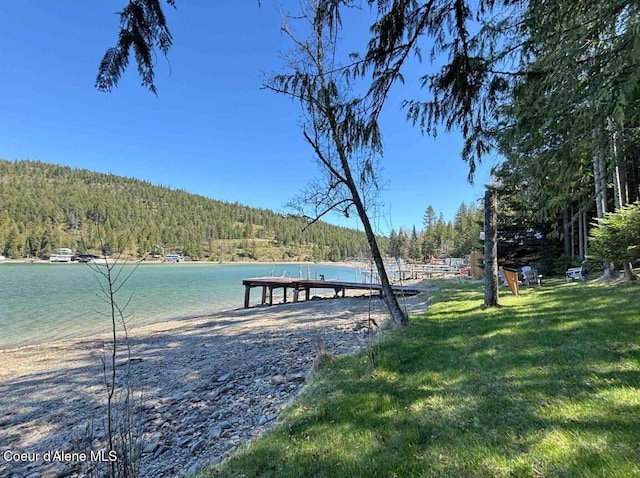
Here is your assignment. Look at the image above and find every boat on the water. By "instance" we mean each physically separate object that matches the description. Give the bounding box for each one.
[49,254,73,263]
[164,253,184,263]
[49,248,74,263]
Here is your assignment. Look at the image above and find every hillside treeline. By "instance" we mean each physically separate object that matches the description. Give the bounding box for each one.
[0,160,377,261]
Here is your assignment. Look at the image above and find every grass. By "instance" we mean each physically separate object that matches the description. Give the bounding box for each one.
[199,279,640,477]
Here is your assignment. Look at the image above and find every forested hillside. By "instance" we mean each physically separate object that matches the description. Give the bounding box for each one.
[0,160,377,261]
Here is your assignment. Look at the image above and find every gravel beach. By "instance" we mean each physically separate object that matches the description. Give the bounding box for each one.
[0,290,430,477]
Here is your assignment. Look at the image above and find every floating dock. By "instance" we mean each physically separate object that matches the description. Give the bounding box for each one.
[242,277,427,308]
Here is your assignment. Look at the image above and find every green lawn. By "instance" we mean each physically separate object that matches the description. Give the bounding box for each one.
[201,279,640,477]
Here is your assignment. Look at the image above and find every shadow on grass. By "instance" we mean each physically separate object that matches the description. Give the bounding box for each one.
[211,280,640,477]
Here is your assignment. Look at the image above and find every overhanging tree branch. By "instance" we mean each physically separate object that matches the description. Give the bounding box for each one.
[96,0,175,94]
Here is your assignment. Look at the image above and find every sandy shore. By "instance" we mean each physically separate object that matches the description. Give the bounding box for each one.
[0,289,431,478]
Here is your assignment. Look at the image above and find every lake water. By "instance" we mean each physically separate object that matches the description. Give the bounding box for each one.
[0,262,362,349]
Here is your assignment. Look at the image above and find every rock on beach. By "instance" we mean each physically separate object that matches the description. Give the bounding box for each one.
[0,292,429,477]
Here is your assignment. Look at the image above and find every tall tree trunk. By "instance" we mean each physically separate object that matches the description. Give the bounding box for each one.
[582,209,589,260]
[336,147,408,325]
[593,128,612,277]
[563,207,571,256]
[571,206,576,258]
[593,128,608,218]
[609,117,628,209]
[355,195,409,325]
[609,118,636,279]
[578,209,584,261]
[613,164,625,209]
[322,83,409,326]
[630,150,640,202]
[484,188,499,307]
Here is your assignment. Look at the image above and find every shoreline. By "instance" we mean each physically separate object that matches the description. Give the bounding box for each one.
[0,275,425,356]
[0,261,372,352]
[0,291,430,477]
[0,258,368,267]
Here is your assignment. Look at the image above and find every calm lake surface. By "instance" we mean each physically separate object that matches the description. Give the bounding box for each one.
[0,262,361,349]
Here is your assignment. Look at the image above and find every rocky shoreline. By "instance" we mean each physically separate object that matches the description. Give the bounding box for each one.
[0,292,430,478]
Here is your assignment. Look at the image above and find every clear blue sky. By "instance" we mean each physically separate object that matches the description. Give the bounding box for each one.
[0,1,497,235]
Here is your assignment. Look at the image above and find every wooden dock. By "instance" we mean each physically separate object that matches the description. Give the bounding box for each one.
[242,277,427,308]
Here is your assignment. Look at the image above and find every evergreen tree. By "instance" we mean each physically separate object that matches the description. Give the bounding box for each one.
[452,202,483,256]
[408,225,421,261]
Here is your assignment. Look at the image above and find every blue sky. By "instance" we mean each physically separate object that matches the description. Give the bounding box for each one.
[0,1,498,235]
